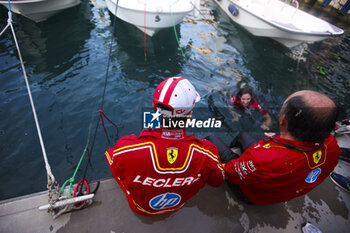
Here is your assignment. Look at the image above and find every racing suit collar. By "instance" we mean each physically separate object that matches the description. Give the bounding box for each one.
[266,135,326,152]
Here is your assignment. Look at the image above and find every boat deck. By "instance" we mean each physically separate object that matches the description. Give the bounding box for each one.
[0,161,349,233]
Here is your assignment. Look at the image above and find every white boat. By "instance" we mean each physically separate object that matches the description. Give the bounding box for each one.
[0,0,80,22]
[212,0,344,48]
[105,0,200,36]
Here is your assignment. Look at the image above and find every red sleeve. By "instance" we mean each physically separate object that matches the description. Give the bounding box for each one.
[252,99,267,115]
[104,135,139,172]
[200,140,225,187]
[223,149,263,185]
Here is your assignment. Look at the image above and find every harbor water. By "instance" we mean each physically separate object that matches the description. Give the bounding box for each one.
[0,0,349,201]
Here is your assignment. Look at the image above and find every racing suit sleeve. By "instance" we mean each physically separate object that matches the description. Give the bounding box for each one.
[223,149,263,185]
[202,144,225,187]
[252,99,268,115]
[104,135,138,176]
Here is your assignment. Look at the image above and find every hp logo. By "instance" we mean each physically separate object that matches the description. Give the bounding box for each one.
[149,193,181,210]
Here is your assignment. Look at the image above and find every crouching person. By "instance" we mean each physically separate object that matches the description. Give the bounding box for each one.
[105,77,224,216]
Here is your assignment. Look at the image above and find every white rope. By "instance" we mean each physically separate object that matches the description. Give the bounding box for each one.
[1,5,95,218]
[1,11,56,181]
[0,22,10,36]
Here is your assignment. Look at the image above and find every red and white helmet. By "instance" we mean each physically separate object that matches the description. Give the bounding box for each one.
[153,77,201,117]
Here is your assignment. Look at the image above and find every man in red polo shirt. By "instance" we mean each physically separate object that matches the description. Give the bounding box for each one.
[105,77,224,216]
[223,90,341,205]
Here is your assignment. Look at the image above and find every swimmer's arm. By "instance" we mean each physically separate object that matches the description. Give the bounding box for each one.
[227,103,241,121]
[261,113,272,130]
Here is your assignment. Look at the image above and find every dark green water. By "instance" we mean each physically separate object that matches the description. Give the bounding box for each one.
[0,0,349,200]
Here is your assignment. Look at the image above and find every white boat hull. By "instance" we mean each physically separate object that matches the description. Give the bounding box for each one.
[105,0,196,36]
[0,0,80,22]
[213,0,344,47]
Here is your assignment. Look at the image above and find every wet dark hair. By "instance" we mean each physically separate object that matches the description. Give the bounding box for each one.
[236,86,253,100]
[281,95,338,142]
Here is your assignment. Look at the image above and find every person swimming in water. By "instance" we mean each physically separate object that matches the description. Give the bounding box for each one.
[227,85,272,131]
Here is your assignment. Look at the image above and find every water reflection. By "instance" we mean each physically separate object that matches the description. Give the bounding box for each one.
[7,4,94,85]
[111,15,186,85]
[304,36,350,118]
[0,2,95,200]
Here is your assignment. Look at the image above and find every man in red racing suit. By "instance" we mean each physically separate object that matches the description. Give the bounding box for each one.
[224,134,341,205]
[105,77,224,216]
[223,90,341,205]
[105,128,224,215]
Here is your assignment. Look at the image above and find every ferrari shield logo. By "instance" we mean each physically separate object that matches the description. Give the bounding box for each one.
[167,147,178,164]
[312,150,322,164]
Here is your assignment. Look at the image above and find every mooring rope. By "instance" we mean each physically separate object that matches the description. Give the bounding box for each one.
[0,5,62,212]
[0,9,55,183]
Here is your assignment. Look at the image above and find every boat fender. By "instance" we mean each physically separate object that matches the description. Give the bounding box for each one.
[228,4,239,16]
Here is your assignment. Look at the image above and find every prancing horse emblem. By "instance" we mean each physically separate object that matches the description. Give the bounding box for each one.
[167,147,178,164]
[313,150,322,164]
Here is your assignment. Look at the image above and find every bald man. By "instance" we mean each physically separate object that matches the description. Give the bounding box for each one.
[223,90,342,205]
